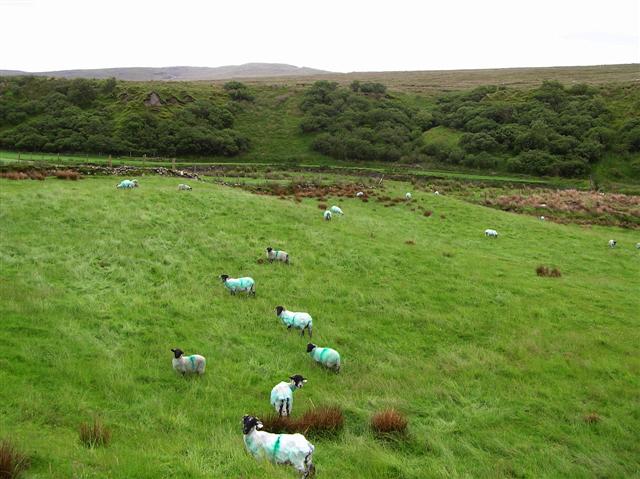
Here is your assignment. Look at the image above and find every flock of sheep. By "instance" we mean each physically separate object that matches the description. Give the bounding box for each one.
[116,179,637,477]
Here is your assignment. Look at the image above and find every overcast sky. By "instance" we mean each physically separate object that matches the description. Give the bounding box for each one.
[1,0,638,72]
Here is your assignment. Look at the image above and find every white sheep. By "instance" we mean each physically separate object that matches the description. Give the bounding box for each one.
[178,184,192,191]
[171,348,206,375]
[219,274,255,295]
[307,343,340,372]
[484,229,499,238]
[540,216,545,221]
[116,179,138,189]
[330,205,344,215]
[270,375,306,417]
[276,306,313,337]
[405,192,412,200]
[434,191,440,195]
[242,415,315,478]
[266,247,289,264]
[323,210,332,221]
[636,243,640,249]
[356,191,364,197]
[608,239,617,248]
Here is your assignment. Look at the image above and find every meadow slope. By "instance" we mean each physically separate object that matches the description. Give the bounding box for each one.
[0,177,639,478]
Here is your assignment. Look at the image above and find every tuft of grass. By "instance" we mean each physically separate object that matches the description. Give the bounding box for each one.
[537,266,562,277]
[79,419,111,448]
[0,440,29,479]
[54,170,81,181]
[405,240,416,245]
[298,405,345,438]
[371,409,408,436]
[423,210,432,217]
[583,412,601,424]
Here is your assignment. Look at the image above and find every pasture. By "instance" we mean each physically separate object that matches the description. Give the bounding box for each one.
[0,176,638,478]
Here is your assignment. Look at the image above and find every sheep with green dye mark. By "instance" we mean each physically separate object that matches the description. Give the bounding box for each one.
[242,415,315,478]
[266,247,289,264]
[171,348,206,375]
[307,343,340,372]
[276,306,313,337]
[330,205,344,215]
[116,179,138,189]
[219,274,255,296]
[270,375,306,417]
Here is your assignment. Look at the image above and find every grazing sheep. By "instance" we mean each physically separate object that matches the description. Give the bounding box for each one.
[219,274,256,296]
[405,192,412,200]
[266,247,289,264]
[356,191,364,197]
[330,205,344,215]
[540,216,545,221]
[434,191,440,195]
[171,348,206,375]
[276,306,313,337]
[242,415,315,478]
[636,243,640,249]
[484,229,499,238]
[307,343,340,372]
[608,239,617,248]
[270,375,307,417]
[323,210,332,221]
[178,184,192,191]
[116,179,138,189]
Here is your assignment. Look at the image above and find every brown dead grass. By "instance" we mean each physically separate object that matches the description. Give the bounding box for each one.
[79,419,111,448]
[583,412,601,424]
[0,440,29,479]
[259,406,344,438]
[54,170,82,180]
[371,409,408,436]
[405,240,416,245]
[536,266,562,277]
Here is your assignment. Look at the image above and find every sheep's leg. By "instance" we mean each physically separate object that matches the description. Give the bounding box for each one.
[278,402,284,417]
[307,325,312,338]
[300,328,305,337]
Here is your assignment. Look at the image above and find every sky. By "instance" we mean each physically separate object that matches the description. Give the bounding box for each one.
[1,0,638,72]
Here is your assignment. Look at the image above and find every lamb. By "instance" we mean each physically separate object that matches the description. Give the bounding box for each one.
[219,274,256,296]
[116,179,138,189]
[484,229,499,238]
[307,343,340,372]
[276,306,313,337]
[323,210,332,221]
[266,247,289,264]
[330,205,344,215]
[171,348,206,375]
[270,375,307,417]
[178,184,192,191]
[608,239,617,248]
[242,415,315,478]
[356,191,364,197]
[405,192,412,200]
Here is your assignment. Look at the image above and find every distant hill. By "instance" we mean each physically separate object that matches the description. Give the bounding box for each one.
[0,63,331,81]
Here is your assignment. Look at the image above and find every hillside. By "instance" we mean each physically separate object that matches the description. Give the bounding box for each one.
[0,63,331,81]
[0,176,638,478]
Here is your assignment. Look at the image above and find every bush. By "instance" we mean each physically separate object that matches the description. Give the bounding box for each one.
[79,418,111,448]
[0,440,30,479]
[371,409,408,436]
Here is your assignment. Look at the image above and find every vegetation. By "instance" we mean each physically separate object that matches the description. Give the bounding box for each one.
[1,176,638,477]
[370,409,408,436]
[78,419,112,448]
[0,440,29,479]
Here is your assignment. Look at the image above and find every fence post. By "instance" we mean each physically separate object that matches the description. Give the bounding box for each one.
[172,158,176,170]
[143,154,146,168]
[108,155,112,167]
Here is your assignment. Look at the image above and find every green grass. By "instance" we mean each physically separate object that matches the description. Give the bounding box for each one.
[1,176,639,478]
[422,126,463,149]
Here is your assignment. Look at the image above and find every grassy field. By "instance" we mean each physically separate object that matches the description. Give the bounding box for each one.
[1,176,639,478]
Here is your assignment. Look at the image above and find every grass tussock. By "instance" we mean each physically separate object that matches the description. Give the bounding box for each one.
[0,170,45,181]
[318,203,327,210]
[423,210,432,217]
[583,412,601,424]
[54,170,81,180]
[371,409,408,436]
[405,240,416,245]
[536,266,562,277]
[79,419,111,448]
[0,440,29,479]
[260,406,344,438]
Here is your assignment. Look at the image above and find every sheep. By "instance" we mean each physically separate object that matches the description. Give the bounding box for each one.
[242,415,315,478]
[178,184,192,191]
[330,205,344,215]
[356,191,364,197]
[219,274,256,296]
[266,247,289,264]
[276,306,313,337]
[323,210,332,221]
[608,239,617,248]
[636,243,640,249]
[171,348,206,375]
[434,191,440,195]
[484,229,499,238]
[405,192,412,200]
[307,343,340,372]
[116,179,138,189]
[540,216,545,221]
[270,375,307,417]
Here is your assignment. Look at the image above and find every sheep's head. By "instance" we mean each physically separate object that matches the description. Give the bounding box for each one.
[171,348,184,359]
[290,375,307,389]
[275,306,284,316]
[219,274,229,282]
[306,343,316,353]
[266,247,273,253]
[242,415,263,434]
